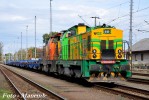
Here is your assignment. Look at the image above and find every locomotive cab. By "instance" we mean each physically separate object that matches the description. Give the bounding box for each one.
[86,26,132,82]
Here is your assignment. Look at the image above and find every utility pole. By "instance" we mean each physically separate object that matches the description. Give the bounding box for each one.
[91,16,100,27]
[26,25,28,60]
[14,41,16,61]
[35,16,37,59]
[21,32,22,60]
[17,37,19,60]
[50,0,52,34]
[129,0,133,72]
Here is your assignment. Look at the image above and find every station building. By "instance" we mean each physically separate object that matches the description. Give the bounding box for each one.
[132,38,149,69]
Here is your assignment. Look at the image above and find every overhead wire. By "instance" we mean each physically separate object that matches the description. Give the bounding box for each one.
[106,1,129,10]
[76,1,129,25]
[108,5,149,24]
[78,15,91,26]
[137,0,140,11]
[136,29,149,33]
[117,4,122,18]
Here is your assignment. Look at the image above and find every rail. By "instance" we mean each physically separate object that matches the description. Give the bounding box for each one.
[0,67,26,100]
[95,83,149,100]
[128,78,149,85]
[0,65,66,100]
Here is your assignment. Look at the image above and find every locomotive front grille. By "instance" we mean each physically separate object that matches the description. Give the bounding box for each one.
[101,49,115,60]
[100,40,115,60]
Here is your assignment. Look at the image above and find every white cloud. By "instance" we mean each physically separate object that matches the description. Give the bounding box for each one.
[8,3,19,9]
[0,0,149,54]
[11,16,26,21]
[0,14,27,22]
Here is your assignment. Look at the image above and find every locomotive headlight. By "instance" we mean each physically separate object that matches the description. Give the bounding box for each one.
[118,49,122,53]
[92,49,97,53]
[93,54,97,58]
[118,54,122,58]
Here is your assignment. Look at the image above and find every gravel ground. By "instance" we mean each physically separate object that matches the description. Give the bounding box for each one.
[2,65,131,100]
[132,75,149,80]
[117,80,149,91]
[117,70,149,91]
[0,69,14,100]
[1,66,55,100]
[132,69,149,74]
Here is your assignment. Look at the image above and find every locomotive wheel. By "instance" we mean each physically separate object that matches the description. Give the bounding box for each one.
[38,65,42,71]
[58,65,64,75]
[74,69,81,78]
[47,65,51,73]
[41,65,44,72]
[70,69,75,77]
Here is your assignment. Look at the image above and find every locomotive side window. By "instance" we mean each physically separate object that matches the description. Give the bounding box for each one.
[87,35,91,51]
[70,30,76,36]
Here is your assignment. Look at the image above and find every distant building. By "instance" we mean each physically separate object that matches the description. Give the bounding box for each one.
[132,38,149,67]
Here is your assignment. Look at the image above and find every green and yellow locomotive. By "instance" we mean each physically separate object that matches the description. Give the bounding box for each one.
[46,23,132,82]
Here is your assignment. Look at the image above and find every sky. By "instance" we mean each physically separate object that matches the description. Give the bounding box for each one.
[0,0,149,54]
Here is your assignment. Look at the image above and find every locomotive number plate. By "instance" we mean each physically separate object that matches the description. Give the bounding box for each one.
[101,60,115,64]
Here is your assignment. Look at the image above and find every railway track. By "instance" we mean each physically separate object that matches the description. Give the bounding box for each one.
[2,64,148,100]
[133,73,149,77]
[128,78,149,85]
[0,67,25,100]
[0,65,66,100]
[95,83,149,100]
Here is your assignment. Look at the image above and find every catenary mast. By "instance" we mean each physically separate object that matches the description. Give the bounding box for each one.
[129,0,133,72]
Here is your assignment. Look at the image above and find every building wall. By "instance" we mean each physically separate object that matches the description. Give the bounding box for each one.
[132,52,149,66]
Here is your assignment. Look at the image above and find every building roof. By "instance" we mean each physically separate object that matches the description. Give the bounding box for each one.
[132,38,149,52]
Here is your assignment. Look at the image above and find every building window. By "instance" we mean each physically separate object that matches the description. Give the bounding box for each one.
[135,54,137,61]
[141,53,143,61]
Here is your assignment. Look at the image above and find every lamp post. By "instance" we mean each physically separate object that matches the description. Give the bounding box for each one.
[26,25,28,60]
[50,0,52,34]
[21,32,22,60]
[35,16,37,60]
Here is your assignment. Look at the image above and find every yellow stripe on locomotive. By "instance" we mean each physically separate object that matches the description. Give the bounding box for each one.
[68,25,124,60]
[88,27,124,60]
[42,23,132,82]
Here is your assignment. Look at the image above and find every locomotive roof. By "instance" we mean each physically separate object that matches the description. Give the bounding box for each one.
[68,23,90,31]
[132,38,149,52]
[51,33,61,38]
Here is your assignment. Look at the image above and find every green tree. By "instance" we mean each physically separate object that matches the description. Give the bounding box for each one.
[43,33,50,44]
[27,47,43,59]
[17,49,26,60]
[5,53,13,61]
[42,32,58,44]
